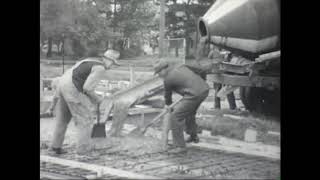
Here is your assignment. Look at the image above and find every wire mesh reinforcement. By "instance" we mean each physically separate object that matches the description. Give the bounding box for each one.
[40,143,280,179]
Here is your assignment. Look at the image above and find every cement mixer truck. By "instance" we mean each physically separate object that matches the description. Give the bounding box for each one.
[195,0,280,115]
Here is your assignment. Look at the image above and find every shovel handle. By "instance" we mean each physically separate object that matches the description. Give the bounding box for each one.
[97,103,100,123]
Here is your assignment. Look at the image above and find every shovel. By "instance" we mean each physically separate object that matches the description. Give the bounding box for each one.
[129,98,182,136]
[91,104,106,138]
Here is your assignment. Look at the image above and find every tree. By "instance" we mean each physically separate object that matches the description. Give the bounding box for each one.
[41,0,159,59]
[40,0,73,57]
[165,0,214,58]
[40,0,115,58]
[90,0,159,57]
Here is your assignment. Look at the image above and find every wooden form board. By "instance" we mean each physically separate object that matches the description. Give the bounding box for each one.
[40,171,83,179]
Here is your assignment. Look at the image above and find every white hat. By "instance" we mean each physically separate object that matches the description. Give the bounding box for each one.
[103,50,120,66]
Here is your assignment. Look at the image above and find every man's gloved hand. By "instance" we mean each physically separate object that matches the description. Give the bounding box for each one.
[93,95,104,105]
[164,105,173,112]
[86,91,104,105]
[96,93,104,104]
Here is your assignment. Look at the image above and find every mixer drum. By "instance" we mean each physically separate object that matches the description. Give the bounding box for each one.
[198,0,280,54]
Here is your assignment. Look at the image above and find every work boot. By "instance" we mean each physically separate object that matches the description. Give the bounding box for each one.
[186,134,199,143]
[49,147,67,155]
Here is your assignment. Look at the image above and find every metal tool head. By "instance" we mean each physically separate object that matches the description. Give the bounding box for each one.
[91,123,106,138]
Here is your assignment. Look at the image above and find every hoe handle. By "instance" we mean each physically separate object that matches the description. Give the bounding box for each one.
[96,103,100,123]
[142,98,182,133]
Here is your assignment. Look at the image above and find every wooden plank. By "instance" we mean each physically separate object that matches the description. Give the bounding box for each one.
[190,142,279,160]
[207,74,280,88]
[108,107,161,117]
[40,155,162,179]
[128,107,162,115]
[268,131,280,136]
[40,171,84,179]
[256,51,280,62]
[218,62,251,74]
[129,65,135,87]
[223,114,244,120]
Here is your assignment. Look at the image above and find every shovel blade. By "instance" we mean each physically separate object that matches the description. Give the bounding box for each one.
[91,123,106,138]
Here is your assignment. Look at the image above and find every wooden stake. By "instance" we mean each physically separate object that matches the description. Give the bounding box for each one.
[159,0,165,58]
[129,65,135,87]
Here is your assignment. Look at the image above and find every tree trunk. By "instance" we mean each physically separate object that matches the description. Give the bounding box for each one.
[185,35,190,58]
[57,41,61,54]
[159,0,165,58]
[113,0,117,33]
[47,37,52,58]
[175,46,179,57]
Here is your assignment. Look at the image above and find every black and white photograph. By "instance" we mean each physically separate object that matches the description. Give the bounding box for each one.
[40,0,280,179]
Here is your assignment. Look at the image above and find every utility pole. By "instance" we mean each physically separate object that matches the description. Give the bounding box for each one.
[62,33,65,74]
[159,0,165,58]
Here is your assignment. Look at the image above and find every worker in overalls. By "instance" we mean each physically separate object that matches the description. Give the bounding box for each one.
[154,60,209,153]
[50,49,120,155]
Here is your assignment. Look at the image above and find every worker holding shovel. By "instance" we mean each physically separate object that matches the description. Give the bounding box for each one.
[154,60,209,153]
[50,49,120,155]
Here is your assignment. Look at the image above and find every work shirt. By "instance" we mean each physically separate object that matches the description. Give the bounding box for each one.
[164,65,210,105]
[72,60,105,92]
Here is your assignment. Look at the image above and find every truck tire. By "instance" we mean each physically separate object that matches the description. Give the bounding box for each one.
[240,87,262,112]
[240,87,280,116]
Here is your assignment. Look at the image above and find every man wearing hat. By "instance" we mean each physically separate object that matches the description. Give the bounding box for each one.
[154,60,209,153]
[50,49,120,155]
[211,51,237,110]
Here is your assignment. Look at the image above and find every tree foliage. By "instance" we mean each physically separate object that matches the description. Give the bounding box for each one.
[40,0,114,58]
[165,0,214,37]
[91,0,159,56]
[165,0,215,56]
[40,0,159,58]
